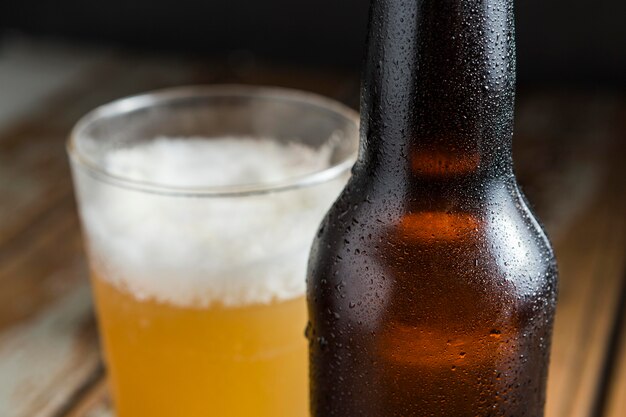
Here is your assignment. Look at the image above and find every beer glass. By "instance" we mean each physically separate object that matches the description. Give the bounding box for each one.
[67,85,358,417]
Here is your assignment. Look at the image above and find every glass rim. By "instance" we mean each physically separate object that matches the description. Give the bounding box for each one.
[67,84,359,198]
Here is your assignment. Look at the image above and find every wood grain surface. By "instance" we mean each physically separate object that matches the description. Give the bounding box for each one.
[0,38,623,417]
[606,306,626,417]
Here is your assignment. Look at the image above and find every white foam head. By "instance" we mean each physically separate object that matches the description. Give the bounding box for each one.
[75,137,346,307]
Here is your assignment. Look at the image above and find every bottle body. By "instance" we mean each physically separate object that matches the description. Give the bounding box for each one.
[307,0,557,415]
[307,174,557,416]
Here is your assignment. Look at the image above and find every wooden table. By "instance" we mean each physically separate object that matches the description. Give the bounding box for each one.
[0,38,624,417]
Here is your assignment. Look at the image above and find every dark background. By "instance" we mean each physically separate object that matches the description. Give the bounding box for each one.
[1,0,625,87]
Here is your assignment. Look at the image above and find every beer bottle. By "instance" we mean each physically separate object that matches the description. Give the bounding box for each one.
[306,0,558,416]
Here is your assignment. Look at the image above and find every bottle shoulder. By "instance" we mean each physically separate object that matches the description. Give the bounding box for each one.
[311,175,557,287]
[323,174,550,238]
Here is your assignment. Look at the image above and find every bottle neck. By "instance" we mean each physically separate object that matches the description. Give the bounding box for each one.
[357,0,516,181]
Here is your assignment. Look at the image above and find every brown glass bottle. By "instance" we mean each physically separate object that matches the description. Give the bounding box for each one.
[306,0,558,416]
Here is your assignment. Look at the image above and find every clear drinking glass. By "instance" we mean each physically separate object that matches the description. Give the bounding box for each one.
[67,85,358,417]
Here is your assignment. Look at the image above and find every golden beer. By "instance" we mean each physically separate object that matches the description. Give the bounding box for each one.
[92,273,307,417]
